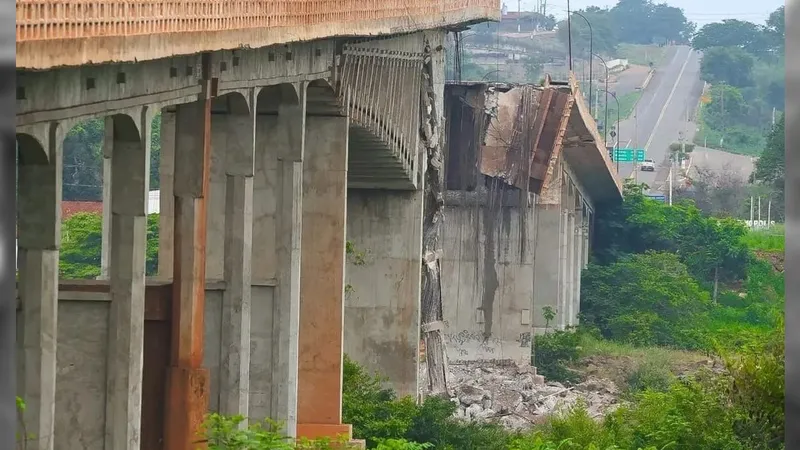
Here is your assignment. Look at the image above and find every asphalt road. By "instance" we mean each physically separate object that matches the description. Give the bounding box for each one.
[609,45,705,194]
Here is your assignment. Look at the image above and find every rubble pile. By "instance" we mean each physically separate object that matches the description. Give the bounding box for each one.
[420,362,622,430]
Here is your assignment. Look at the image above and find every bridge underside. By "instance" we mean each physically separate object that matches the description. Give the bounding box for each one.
[14,13,623,450]
[15,30,445,450]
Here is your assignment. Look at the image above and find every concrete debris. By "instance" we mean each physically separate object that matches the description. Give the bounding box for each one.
[420,361,622,431]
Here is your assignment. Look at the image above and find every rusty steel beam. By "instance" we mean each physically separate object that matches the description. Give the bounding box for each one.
[163,53,216,450]
[526,88,555,193]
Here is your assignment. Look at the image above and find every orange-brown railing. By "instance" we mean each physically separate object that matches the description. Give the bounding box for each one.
[17,0,498,41]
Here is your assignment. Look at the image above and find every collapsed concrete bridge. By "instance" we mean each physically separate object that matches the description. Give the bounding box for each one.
[14,2,620,449]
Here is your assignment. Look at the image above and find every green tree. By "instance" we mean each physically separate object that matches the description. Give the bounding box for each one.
[764,6,785,54]
[699,47,755,88]
[691,19,770,57]
[580,251,711,348]
[751,114,785,221]
[702,83,748,129]
[592,182,750,286]
[555,8,618,57]
[63,119,104,201]
[649,2,695,43]
[61,115,162,202]
[609,0,693,45]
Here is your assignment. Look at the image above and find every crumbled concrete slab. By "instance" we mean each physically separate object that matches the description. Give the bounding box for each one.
[419,361,622,430]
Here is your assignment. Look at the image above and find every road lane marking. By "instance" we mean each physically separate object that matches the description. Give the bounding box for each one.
[643,48,693,152]
[626,48,694,179]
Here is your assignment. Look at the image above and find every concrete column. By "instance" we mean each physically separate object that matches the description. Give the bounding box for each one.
[557,207,568,330]
[573,216,583,327]
[344,188,424,397]
[565,210,575,327]
[217,91,256,419]
[296,115,352,440]
[532,203,561,335]
[271,87,307,436]
[582,210,590,268]
[158,109,176,279]
[17,123,63,450]
[100,125,113,279]
[164,97,212,450]
[104,111,151,450]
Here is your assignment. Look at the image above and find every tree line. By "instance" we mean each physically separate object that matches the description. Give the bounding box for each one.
[692,6,784,155]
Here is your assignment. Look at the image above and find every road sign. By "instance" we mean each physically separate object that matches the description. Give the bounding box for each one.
[646,194,666,202]
[612,148,646,162]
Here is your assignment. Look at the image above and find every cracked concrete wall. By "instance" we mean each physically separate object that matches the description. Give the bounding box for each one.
[440,192,536,366]
[344,189,424,398]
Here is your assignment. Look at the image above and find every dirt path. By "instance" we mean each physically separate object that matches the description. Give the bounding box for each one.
[607,64,651,97]
[688,146,755,180]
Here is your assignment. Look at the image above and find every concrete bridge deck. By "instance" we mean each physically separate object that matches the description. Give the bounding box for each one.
[14,2,622,449]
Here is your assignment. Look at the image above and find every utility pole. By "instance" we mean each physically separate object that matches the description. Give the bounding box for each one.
[668,164,673,205]
[749,196,754,228]
[767,198,772,229]
[517,0,521,32]
[758,196,762,228]
[566,0,572,71]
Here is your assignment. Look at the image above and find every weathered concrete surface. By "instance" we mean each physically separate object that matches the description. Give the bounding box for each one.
[297,115,352,439]
[441,188,536,365]
[17,1,499,69]
[344,189,424,397]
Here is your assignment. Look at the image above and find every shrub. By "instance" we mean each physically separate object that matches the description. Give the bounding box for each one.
[342,355,418,447]
[203,414,359,450]
[374,439,433,450]
[580,252,711,350]
[532,329,582,383]
[723,320,784,449]
[624,359,673,394]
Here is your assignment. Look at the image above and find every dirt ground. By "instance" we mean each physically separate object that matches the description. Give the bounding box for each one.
[687,146,756,180]
[607,64,651,97]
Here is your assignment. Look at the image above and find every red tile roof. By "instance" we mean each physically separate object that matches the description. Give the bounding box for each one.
[62,201,103,220]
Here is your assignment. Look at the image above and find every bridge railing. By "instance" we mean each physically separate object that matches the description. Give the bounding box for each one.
[17,0,499,68]
[17,0,498,42]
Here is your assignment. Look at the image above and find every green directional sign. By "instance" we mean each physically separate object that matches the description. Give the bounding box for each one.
[612,148,646,162]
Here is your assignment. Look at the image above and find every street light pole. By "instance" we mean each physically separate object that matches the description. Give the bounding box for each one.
[571,11,593,113]
[592,52,609,140]
[566,0,572,71]
[599,89,621,173]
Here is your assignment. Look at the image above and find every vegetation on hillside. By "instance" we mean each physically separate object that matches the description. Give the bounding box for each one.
[556,0,695,61]
[59,212,159,279]
[692,7,784,155]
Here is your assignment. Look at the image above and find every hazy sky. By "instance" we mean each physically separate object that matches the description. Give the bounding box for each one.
[511,0,782,26]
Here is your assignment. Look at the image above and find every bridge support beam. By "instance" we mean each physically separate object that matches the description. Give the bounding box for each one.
[164,96,212,449]
[216,91,257,419]
[344,188,425,398]
[296,115,353,441]
[17,123,63,450]
[104,111,151,450]
[532,202,563,334]
[269,85,307,436]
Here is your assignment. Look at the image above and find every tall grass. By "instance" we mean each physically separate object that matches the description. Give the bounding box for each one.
[741,225,785,252]
[615,44,667,67]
